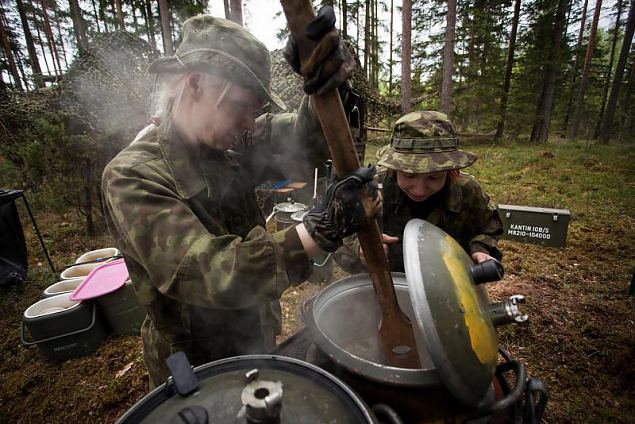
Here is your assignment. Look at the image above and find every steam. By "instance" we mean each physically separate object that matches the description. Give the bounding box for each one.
[312,274,435,370]
[57,32,157,144]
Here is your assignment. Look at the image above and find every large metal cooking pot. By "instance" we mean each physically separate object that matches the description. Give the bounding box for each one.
[117,354,376,423]
[302,219,531,421]
[303,273,529,422]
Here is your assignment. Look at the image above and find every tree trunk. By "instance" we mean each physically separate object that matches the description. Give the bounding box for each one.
[39,0,63,76]
[401,0,412,114]
[599,0,635,143]
[82,159,95,237]
[441,0,457,116]
[569,0,603,139]
[388,0,394,96]
[115,0,124,29]
[495,0,521,140]
[562,0,589,132]
[144,0,157,50]
[158,0,173,54]
[223,0,231,20]
[131,2,139,34]
[356,1,360,58]
[17,0,45,87]
[342,0,348,39]
[0,5,24,90]
[14,40,31,90]
[99,0,110,33]
[52,3,69,69]
[28,0,52,77]
[91,0,101,33]
[594,0,623,138]
[374,0,379,88]
[364,0,370,78]
[529,0,569,143]
[69,0,89,54]
[621,59,635,137]
[229,0,243,26]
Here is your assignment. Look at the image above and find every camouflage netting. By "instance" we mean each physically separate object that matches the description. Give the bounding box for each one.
[0,88,58,166]
[57,31,158,140]
[0,31,156,155]
[269,46,400,128]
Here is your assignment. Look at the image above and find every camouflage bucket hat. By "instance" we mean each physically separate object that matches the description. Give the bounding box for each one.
[377,111,477,173]
[148,15,285,110]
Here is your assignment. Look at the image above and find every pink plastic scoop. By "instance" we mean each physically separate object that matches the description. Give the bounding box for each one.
[69,258,130,301]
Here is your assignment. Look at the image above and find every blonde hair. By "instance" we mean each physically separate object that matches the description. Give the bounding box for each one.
[150,73,231,134]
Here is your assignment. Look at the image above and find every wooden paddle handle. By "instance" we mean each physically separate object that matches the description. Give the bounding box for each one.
[280,0,403,314]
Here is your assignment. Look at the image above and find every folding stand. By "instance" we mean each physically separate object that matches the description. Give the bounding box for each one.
[0,189,56,285]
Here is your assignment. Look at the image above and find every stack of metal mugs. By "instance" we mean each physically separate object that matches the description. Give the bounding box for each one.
[21,248,146,360]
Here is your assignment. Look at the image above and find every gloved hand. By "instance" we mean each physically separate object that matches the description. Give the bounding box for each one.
[303,165,381,252]
[283,6,356,95]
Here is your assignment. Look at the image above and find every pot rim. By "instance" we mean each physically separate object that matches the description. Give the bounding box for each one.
[306,273,442,387]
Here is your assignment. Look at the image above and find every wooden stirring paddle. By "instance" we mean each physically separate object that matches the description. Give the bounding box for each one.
[280,0,420,369]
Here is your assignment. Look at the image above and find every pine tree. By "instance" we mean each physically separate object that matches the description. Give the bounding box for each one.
[16,0,44,87]
[594,0,624,137]
[530,0,569,143]
[0,3,24,90]
[441,0,456,116]
[569,0,603,139]
[401,0,412,113]
[496,0,521,140]
[599,0,635,142]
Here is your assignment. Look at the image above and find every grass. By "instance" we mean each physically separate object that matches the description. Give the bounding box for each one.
[0,138,633,423]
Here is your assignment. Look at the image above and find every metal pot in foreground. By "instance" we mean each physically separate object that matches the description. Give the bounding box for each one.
[117,354,376,424]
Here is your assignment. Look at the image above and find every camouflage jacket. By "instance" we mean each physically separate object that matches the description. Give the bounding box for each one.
[102,98,326,386]
[337,171,503,274]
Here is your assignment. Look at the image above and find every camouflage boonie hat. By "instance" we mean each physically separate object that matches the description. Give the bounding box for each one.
[378,111,477,173]
[149,15,285,110]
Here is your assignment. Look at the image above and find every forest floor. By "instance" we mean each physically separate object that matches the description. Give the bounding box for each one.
[0,138,633,423]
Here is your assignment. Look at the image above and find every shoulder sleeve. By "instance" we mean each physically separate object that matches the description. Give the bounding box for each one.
[102,161,310,310]
[333,235,368,274]
[251,96,329,181]
[460,177,503,260]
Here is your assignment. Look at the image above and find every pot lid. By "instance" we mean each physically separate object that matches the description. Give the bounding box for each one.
[403,219,498,406]
[275,202,307,213]
[117,355,374,423]
[291,210,308,221]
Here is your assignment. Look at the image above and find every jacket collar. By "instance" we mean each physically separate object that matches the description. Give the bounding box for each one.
[157,124,207,199]
[444,176,463,213]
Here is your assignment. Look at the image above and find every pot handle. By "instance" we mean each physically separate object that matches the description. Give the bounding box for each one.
[466,358,527,420]
[20,302,98,346]
[371,403,404,424]
[300,296,316,323]
[522,378,549,424]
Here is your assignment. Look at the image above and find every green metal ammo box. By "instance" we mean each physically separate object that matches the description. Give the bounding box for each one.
[497,204,571,248]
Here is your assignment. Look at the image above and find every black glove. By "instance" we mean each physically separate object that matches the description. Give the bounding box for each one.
[283,6,355,95]
[303,165,381,252]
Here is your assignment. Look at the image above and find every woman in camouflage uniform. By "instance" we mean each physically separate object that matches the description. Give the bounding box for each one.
[102,13,377,388]
[342,110,502,273]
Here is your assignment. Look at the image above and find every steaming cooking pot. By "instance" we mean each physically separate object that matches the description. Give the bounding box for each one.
[117,354,376,423]
[273,201,307,230]
[302,219,529,421]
